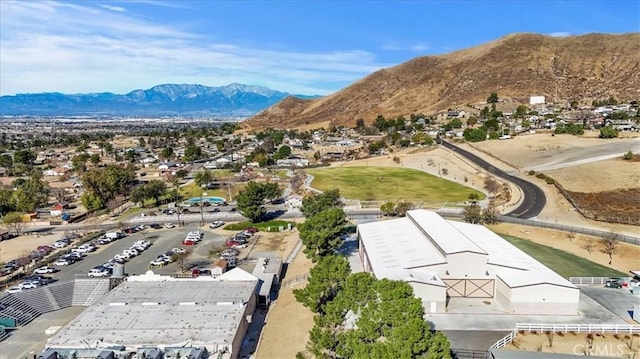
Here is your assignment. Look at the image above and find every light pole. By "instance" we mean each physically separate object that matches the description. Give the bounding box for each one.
[200,192,207,226]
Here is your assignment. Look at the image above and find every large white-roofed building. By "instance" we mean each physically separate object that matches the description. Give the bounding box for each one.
[44,268,259,359]
[357,210,579,315]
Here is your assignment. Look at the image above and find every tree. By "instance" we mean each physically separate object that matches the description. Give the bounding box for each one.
[274,145,292,160]
[138,137,146,147]
[306,273,450,359]
[464,203,483,224]
[194,169,214,188]
[0,154,13,176]
[293,255,350,314]
[125,149,139,162]
[184,144,203,162]
[13,149,35,166]
[299,208,346,261]
[463,128,487,142]
[235,181,268,222]
[144,180,167,205]
[380,201,395,216]
[161,147,174,161]
[484,177,501,195]
[599,125,619,138]
[3,211,24,235]
[262,182,282,203]
[487,92,499,104]
[515,105,528,119]
[582,239,595,254]
[482,199,500,224]
[600,233,619,264]
[623,151,634,160]
[301,189,342,218]
[89,154,101,165]
[130,186,147,207]
[395,200,414,217]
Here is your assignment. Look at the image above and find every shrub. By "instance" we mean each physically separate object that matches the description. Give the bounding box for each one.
[535,173,546,179]
[623,151,633,160]
[544,176,555,185]
[528,170,536,176]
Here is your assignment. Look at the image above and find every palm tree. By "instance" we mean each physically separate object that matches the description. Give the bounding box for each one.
[194,169,214,188]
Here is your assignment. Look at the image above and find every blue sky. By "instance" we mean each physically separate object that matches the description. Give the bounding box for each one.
[1,0,638,96]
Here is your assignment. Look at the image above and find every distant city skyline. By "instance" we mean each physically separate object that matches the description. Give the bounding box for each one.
[1,0,638,97]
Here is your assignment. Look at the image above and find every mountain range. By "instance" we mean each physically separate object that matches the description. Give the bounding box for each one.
[244,33,640,130]
[0,83,319,117]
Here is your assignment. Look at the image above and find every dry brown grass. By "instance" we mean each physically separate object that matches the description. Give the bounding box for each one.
[246,33,640,129]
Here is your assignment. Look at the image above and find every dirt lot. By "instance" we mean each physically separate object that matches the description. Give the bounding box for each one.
[0,232,67,263]
[505,332,640,357]
[254,238,315,358]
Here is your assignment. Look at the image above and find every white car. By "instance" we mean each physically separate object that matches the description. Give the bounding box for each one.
[171,247,186,254]
[34,266,55,274]
[88,268,110,278]
[165,223,176,229]
[5,286,22,294]
[149,258,167,266]
[209,221,225,229]
[53,259,71,266]
[20,281,39,289]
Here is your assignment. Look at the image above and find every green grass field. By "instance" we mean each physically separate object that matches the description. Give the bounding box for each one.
[500,234,626,278]
[179,182,228,200]
[307,166,484,202]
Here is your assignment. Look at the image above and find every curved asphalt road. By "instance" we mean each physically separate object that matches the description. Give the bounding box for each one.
[438,139,546,219]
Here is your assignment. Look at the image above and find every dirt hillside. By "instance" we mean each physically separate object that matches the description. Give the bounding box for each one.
[244,33,640,130]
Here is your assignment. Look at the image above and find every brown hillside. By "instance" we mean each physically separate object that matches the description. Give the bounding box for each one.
[244,33,640,130]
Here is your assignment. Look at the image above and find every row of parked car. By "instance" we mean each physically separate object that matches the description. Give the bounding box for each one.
[182,230,204,246]
[4,274,55,294]
[226,227,258,249]
[149,247,185,266]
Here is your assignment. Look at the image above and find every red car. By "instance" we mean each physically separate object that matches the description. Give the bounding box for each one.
[182,239,196,246]
[244,227,259,234]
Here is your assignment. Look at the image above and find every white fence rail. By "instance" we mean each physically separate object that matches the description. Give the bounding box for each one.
[489,330,517,350]
[569,277,618,285]
[515,323,640,334]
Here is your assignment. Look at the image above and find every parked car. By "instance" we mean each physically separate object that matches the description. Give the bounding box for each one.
[221,248,240,258]
[182,239,196,246]
[20,280,40,289]
[54,259,72,266]
[165,223,176,229]
[245,227,259,234]
[209,221,225,229]
[171,247,187,254]
[605,280,623,289]
[150,223,162,229]
[88,268,111,278]
[34,266,55,274]
[5,286,22,294]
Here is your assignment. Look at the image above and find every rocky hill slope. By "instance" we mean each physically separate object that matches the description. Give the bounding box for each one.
[244,33,640,130]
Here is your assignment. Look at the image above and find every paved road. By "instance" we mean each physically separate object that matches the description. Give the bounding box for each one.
[49,225,226,281]
[438,139,546,219]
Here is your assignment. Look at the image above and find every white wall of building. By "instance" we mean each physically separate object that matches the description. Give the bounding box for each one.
[410,282,446,313]
[496,277,579,315]
[440,252,488,278]
[530,96,546,105]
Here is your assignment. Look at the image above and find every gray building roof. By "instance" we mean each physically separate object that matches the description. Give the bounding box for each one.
[47,270,258,353]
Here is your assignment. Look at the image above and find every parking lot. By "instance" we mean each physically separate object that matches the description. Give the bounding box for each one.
[46,224,227,281]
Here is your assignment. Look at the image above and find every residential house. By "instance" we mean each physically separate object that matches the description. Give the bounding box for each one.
[276,156,310,167]
[43,167,69,176]
[50,202,70,217]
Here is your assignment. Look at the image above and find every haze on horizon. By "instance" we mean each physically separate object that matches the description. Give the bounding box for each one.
[1,0,638,97]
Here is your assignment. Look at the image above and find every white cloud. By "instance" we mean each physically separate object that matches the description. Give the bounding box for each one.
[381,41,430,52]
[548,32,571,37]
[100,4,126,12]
[0,1,389,96]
